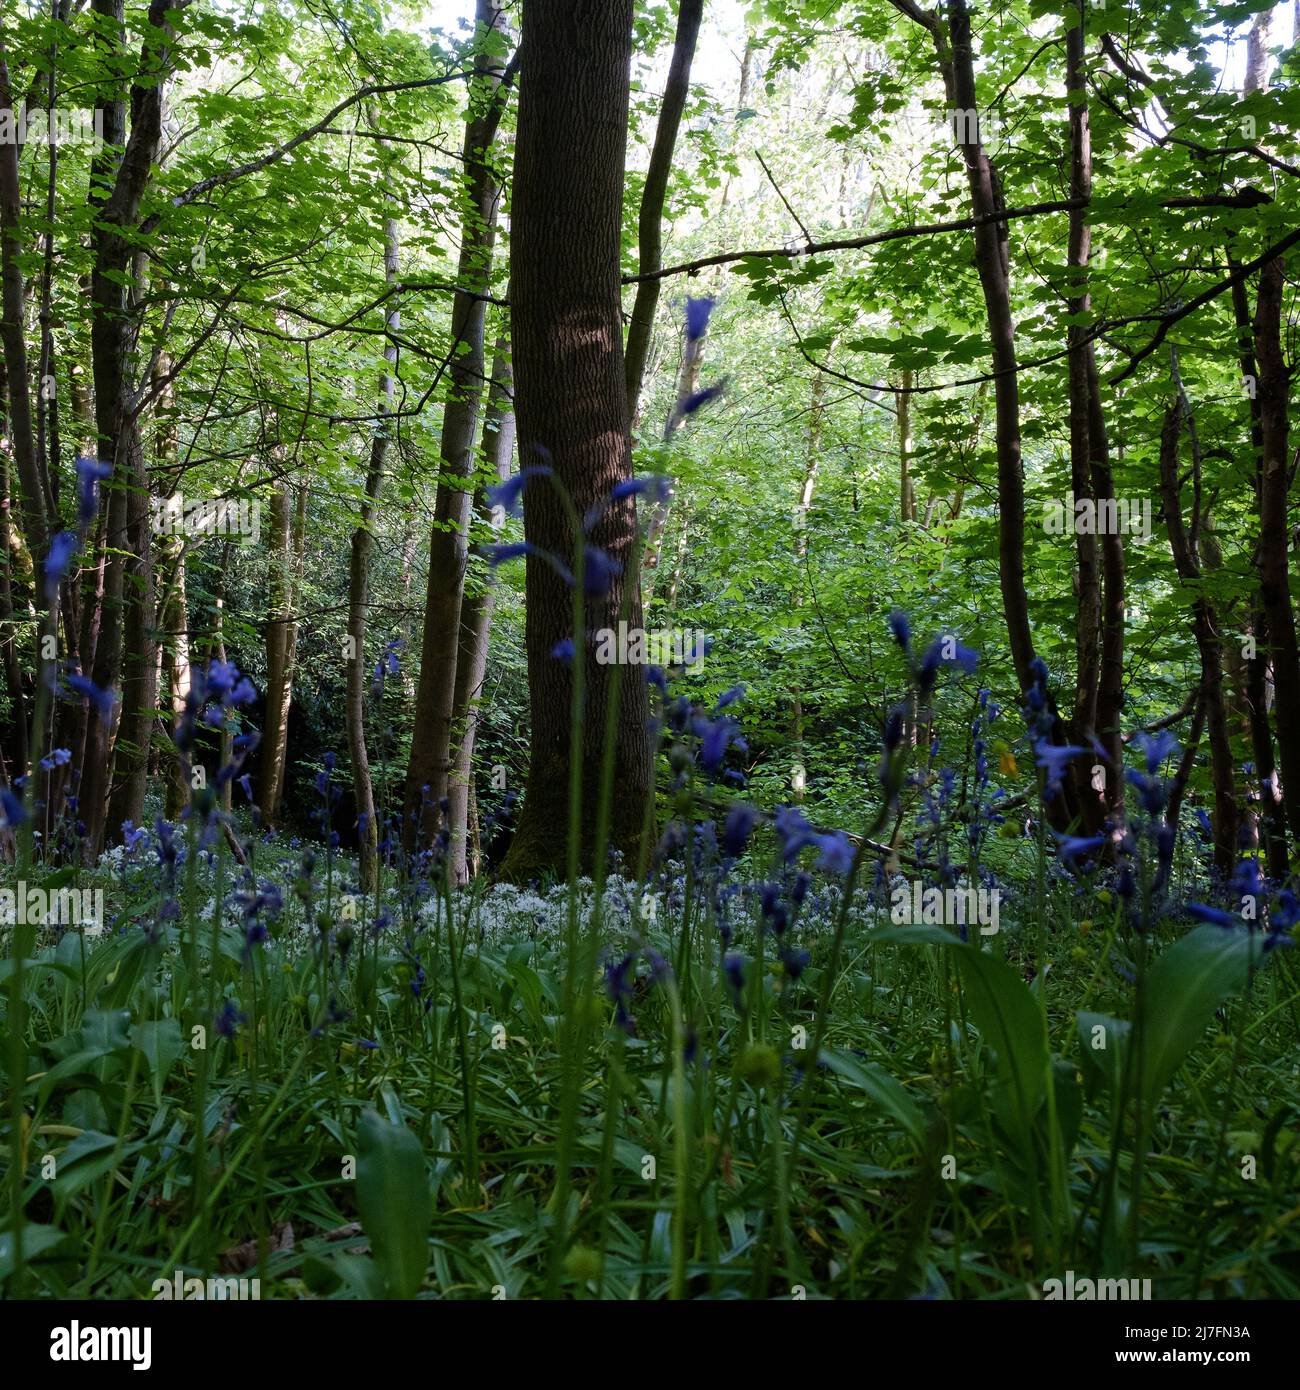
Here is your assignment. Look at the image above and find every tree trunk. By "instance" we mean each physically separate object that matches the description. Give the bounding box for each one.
[260,482,292,820]
[1065,5,1103,831]
[405,0,515,846]
[79,0,187,859]
[898,367,916,521]
[1158,399,1237,872]
[1253,256,1300,846]
[624,0,704,425]
[498,0,652,881]
[346,218,400,892]
[448,336,515,884]
[0,361,29,777]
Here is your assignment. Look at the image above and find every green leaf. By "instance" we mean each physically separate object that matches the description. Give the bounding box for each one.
[821,1049,928,1149]
[951,948,1049,1138]
[0,1224,71,1281]
[1139,926,1261,1104]
[130,1019,184,1104]
[355,1109,430,1299]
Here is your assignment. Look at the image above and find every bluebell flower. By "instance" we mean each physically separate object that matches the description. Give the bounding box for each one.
[582,545,621,597]
[1133,730,1180,774]
[1,787,26,827]
[888,608,911,653]
[550,638,574,665]
[488,464,553,519]
[75,456,112,527]
[1055,833,1106,868]
[723,952,746,1006]
[65,672,117,724]
[722,802,759,858]
[1034,741,1087,800]
[39,747,72,771]
[779,945,810,980]
[694,714,740,773]
[215,1000,245,1038]
[816,831,854,875]
[485,540,535,567]
[679,383,725,418]
[774,806,817,862]
[714,684,745,710]
[44,531,79,605]
[611,474,673,505]
[1186,902,1235,928]
[685,296,716,342]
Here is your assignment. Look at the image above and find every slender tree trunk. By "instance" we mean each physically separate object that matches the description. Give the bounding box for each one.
[499,0,652,880]
[79,0,187,859]
[0,361,29,776]
[1158,399,1237,872]
[160,543,190,821]
[895,0,1076,827]
[0,56,50,567]
[405,0,515,846]
[624,0,704,424]
[1066,4,1102,831]
[1253,257,1300,846]
[898,367,916,521]
[449,336,515,884]
[346,218,400,892]
[260,482,291,820]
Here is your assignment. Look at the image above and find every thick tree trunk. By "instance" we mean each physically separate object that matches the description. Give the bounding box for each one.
[1158,400,1237,872]
[405,0,515,846]
[623,0,704,425]
[499,0,652,881]
[346,218,400,892]
[1253,257,1300,847]
[448,337,515,884]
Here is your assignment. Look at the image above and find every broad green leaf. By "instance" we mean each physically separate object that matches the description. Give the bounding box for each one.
[355,1109,430,1299]
[821,1048,928,1149]
[131,1019,185,1104]
[1139,926,1261,1103]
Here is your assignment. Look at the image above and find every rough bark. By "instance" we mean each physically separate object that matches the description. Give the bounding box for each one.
[1253,257,1300,847]
[623,0,704,425]
[498,0,652,881]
